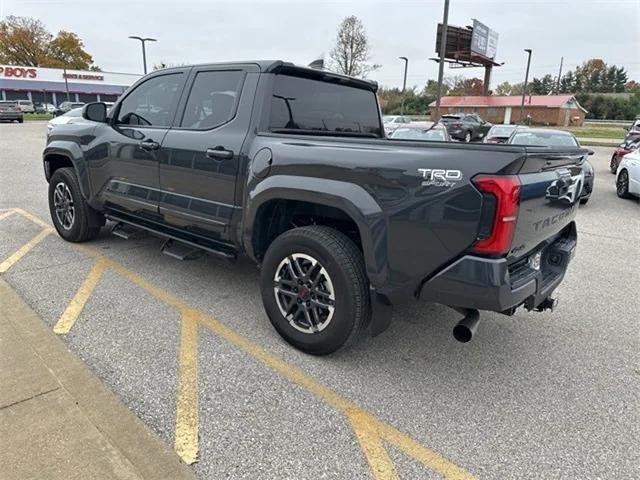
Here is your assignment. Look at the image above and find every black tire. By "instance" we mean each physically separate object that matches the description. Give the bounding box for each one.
[580,197,589,205]
[616,169,632,199]
[610,155,618,174]
[18,118,24,124]
[48,167,102,242]
[464,131,472,143]
[261,225,371,355]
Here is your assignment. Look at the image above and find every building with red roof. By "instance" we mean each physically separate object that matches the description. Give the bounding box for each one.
[429,95,587,126]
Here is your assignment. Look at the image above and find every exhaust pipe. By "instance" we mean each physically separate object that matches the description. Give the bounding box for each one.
[452,308,480,343]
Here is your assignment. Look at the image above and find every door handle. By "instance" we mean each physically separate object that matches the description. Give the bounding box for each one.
[139,139,160,151]
[206,146,234,160]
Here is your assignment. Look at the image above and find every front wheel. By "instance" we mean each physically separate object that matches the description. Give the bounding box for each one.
[464,131,472,143]
[48,167,103,242]
[260,226,371,355]
[616,169,632,199]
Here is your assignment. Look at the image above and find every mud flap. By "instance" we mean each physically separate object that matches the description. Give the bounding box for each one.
[370,288,393,337]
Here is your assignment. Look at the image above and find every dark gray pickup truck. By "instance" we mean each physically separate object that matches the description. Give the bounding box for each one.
[43,61,586,354]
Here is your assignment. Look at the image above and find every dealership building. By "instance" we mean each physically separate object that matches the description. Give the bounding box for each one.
[0,64,141,106]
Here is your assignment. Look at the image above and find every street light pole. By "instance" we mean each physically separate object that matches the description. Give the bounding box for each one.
[520,49,532,124]
[399,56,408,116]
[128,36,157,75]
[435,0,450,122]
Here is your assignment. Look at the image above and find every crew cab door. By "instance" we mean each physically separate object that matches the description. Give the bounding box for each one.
[158,65,258,241]
[97,70,187,218]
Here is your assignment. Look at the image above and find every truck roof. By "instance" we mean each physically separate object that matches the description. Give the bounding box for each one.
[157,60,379,92]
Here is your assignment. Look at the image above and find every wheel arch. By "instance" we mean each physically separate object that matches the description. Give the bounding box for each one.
[43,142,91,200]
[244,175,389,288]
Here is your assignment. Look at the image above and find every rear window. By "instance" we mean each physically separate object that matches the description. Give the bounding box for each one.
[391,127,446,141]
[0,101,17,105]
[511,132,579,147]
[18,100,33,105]
[489,126,516,137]
[268,74,382,137]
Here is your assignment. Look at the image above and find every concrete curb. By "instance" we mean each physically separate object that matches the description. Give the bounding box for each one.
[0,277,197,480]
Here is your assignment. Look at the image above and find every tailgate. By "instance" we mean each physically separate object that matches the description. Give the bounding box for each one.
[508,149,588,262]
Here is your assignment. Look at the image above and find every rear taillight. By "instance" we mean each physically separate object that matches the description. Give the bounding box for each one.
[453,122,462,128]
[472,175,521,255]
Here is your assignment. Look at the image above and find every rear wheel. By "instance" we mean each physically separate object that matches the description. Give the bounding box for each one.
[261,225,371,355]
[610,155,618,174]
[616,169,632,199]
[48,167,103,242]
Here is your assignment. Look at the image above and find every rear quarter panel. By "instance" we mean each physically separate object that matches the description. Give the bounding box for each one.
[245,135,528,300]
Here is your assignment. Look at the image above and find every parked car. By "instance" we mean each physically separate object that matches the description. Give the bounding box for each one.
[47,103,114,135]
[55,101,85,116]
[484,124,526,144]
[35,102,56,114]
[440,112,492,142]
[610,137,640,173]
[507,128,593,204]
[16,99,35,113]
[47,108,85,135]
[616,149,640,199]
[382,115,411,136]
[389,121,450,142]
[0,100,24,123]
[44,61,585,354]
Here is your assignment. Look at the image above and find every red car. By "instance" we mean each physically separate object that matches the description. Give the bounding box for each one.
[610,137,640,173]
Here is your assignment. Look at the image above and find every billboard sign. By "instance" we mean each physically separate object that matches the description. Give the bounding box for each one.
[471,19,499,59]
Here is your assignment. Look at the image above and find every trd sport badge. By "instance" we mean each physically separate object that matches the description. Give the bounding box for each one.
[418,168,463,187]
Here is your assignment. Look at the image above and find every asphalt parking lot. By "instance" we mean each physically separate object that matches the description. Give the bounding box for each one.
[1,121,639,479]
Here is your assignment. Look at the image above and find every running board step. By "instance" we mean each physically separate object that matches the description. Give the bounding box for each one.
[105,213,237,261]
[111,222,146,240]
[161,239,202,261]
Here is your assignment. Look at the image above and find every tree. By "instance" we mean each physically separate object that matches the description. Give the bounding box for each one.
[42,31,96,69]
[0,15,98,69]
[329,16,379,78]
[0,16,50,66]
[449,77,484,96]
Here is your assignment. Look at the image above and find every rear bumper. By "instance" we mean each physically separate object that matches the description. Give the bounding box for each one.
[420,225,577,313]
[0,112,23,121]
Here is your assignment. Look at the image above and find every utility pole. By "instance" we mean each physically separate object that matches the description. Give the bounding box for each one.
[555,56,564,93]
[128,36,157,74]
[63,66,70,102]
[520,49,532,123]
[399,56,408,116]
[434,0,450,122]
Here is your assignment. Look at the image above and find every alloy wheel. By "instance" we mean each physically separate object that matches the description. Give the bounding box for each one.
[53,182,75,230]
[617,171,629,196]
[273,253,336,334]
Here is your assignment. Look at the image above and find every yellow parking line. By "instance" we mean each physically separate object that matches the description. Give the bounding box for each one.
[53,259,108,334]
[13,209,475,479]
[174,309,200,465]
[0,229,51,273]
[0,210,16,221]
[347,409,400,480]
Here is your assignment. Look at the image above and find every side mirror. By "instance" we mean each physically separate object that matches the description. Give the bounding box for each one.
[587,149,595,156]
[82,102,107,123]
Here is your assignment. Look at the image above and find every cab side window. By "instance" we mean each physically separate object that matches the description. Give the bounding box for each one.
[117,73,183,127]
[180,70,244,129]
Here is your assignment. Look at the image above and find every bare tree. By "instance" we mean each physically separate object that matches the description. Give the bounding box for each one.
[329,16,380,78]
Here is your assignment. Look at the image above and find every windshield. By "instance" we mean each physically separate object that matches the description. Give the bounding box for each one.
[489,125,517,137]
[511,132,579,147]
[269,74,382,137]
[391,128,446,141]
[440,115,461,123]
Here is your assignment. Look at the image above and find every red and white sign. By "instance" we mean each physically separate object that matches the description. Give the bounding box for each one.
[0,66,38,78]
